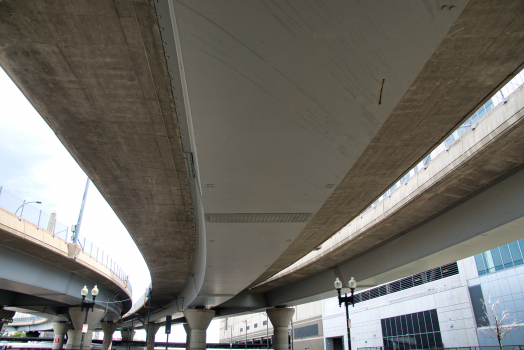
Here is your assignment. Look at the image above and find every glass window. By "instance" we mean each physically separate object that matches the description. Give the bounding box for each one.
[407,314,414,335]
[434,332,443,347]
[424,311,433,332]
[400,315,407,335]
[491,248,504,271]
[415,334,423,348]
[509,242,523,264]
[246,326,250,331]
[418,312,426,333]
[474,254,486,274]
[254,323,258,329]
[381,310,442,350]
[240,328,243,332]
[483,251,495,273]
[263,320,267,326]
[412,313,420,334]
[430,309,440,332]
[499,245,514,268]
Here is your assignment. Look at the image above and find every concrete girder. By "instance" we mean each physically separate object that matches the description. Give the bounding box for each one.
[0,0,196,313]
[0,245,121,321]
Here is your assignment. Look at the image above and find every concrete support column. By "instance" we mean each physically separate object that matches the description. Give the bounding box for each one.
[52,323,71,350]
[101,322,119,350]
[145,323,161,350]
[266,308,295,350]
[0,309,15,334]
[183,323,191,350]
[120,329,135,343]
[183,309,215,350]
[65,306,105,350]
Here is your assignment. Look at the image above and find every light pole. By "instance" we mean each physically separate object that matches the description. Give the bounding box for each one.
[262,313,269,350]
[79,285,99,350]
[243,320,249,350]
[228,325,234,348]
[334,277,357,350]
[15,200,42,220]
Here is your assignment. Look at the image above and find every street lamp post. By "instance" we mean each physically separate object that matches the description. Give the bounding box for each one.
[243,320,249,350]
[79,285,99,350]
[262,313,269,350]
[15,200,42,220]
[334,277,357,350]
[228,325,234,349]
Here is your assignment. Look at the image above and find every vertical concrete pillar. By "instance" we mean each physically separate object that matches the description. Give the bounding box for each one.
[65,306,105,350]
[101,322,119,350]
[0,309,15,335]
[183,309,215,350]
[266,308,294,350]
[145,323,161,350]
[52,323,71,350]
[121,329,135,343]
[183,323,191,350]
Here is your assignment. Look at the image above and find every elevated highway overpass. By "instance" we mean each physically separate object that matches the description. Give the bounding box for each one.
[1,0,524,347]
[0,206,132,348]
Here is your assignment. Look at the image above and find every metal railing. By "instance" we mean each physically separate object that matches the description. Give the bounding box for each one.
[0,187,131,293]
[358,347,524,350]
[372,69,524,210]
[11,316,45,324]
[353,262,458,304]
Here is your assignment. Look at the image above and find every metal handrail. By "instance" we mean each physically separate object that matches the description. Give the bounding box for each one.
[0,187,131,293]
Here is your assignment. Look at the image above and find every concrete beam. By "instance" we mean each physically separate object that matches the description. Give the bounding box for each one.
[264,166,524,306]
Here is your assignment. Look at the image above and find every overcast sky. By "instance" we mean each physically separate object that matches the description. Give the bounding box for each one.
[0,67,218,342]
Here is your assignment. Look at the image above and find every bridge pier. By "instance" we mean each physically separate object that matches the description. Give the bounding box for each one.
[266,308,294,350]
[183,309,215,350]
[0,309,15,334]
[52,323,71,350]
[101,322,118,350]
[65,306,105,350]
[145,322,161,350]
[183,323,191,350]
[121,329,135,343]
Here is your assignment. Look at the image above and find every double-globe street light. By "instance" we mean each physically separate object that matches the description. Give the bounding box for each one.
[334,277,357,350]
[79,285,99,350]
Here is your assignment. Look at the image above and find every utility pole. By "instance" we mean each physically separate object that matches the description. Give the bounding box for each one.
[73,178,90,244]
[262,313,269,350]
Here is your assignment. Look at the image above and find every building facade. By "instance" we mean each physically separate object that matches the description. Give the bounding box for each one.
[221,237,524,349]
[219,301,324,350]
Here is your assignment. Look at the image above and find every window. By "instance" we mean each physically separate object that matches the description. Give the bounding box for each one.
[294,324,318,339]
[263,320,267,326]
[381,310,443,349]
[254,323,258,328]
[246,326,250,331]
[475,239,524,275]
[352,262,458,304]
[240,328,243,333]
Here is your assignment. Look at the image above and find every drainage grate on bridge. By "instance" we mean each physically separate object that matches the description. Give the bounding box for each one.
[205,213,312,223]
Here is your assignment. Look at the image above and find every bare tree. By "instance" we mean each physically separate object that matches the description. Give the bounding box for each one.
[480,296,519,350]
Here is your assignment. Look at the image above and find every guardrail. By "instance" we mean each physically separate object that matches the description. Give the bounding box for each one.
[262,68,524,286]
[358,347,524,350]
[372,69,524,210]
[11,316,44,324]
[0,187,131,294]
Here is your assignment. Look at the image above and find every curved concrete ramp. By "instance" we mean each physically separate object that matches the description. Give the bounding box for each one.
[0,0,196,311]
[0,208,131,320]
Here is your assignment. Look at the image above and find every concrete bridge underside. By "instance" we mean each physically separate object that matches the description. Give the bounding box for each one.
[1,0,524,321]
[0,244,122,322]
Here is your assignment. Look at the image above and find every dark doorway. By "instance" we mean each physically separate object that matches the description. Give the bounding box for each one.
[333,337,343,350]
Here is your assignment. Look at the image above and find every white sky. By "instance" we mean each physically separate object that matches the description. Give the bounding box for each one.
[0,68,219,342]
